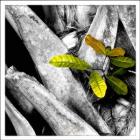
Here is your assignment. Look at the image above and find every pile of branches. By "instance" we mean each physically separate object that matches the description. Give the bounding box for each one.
[5,5,136,136]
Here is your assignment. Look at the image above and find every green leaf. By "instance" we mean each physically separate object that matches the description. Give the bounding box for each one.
[112,68,127,76]
[106,48,125,57]
[89,70,107,98]
[111,57,135,68]
[49,54,91,70]
[106,76,128,95]
[85,34,106,54]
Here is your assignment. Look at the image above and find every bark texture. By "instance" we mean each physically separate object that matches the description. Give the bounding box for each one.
[6,66,99,136]
[5,5,136,136]
[6,5,112,135]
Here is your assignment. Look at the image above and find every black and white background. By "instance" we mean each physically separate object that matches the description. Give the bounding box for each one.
[2,2,138,138]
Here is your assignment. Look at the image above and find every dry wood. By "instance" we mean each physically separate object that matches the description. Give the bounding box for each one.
[75,6,97,29]
[6,65,34,113]
[42,6,65,34]
[5,9,20,37]
[77,5,136,135]
[114,18,136,136]
[91,16,136,135]
[5,97,36,136]
[117,5,136,50]
[78,5,118,73]
[6,66,99,136]
[6,81,34,113]
[6,5,112,135]
[43,5,97,34]
[77,5,118,103]
[62,31,78,49]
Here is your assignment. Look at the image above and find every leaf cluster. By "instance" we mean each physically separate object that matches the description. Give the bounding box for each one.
[49,34,135,98]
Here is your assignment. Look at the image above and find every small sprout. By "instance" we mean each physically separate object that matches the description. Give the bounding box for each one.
[50,34,135,99]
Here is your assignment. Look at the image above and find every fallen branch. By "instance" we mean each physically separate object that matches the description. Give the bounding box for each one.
[76,5,118,104]
[6,66,99,136]
[5,9,20,38]
[42,6,66,35]
[78,5,118,73]
[6,5,112,135]
[42,5,97,35]
[115,15,136,60]
[5,97,36,136]
[112,19,136,135]
[6,65,33,113]
[62,31,78,49]
[77,5,136,135]
[117,5,136,50]
[75,5,97,29]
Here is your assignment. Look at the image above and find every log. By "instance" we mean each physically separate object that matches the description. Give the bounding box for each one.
[77,5,136,135]
[90,14,136,135]
[6,65,34,113]
[42,6,65,34]
[5,5,136,136]
[75,5,97,29]
[62,31,78,49]
[5,97,36,136]
[78,5,118,73]
[6,66,99,136]
[117,5,136,50]
[6,5,112,135]
[77,5,118,103]
[42,5,97,35]
[5,9,20,37]
[111,20,136,135]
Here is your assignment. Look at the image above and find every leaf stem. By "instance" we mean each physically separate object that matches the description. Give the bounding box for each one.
[128,70,136,75]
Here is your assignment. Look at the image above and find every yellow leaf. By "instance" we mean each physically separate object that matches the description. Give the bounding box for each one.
[49,54,91,70]
[107,48,125,57]
[89,70,107,98]
[85,34,106,55]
